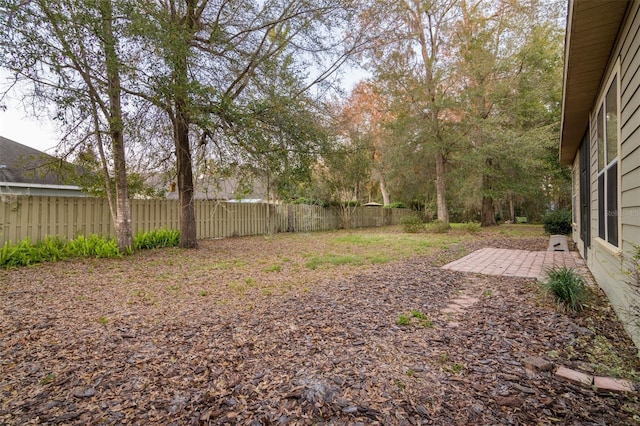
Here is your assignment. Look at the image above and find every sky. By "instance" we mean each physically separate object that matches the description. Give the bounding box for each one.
[0,104,60,153]
[1,70,60,153]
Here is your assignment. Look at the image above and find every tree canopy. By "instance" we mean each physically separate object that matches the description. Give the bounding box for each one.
[1,0,569,240]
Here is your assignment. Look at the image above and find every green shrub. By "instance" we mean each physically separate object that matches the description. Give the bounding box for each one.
[1,239,38,268]
[65,234,122,258]
[1,234,122,268]
[400,215,425,233]
[133,228,180,250]
[543,210,572,235]
[427,219,450,234]
[542,266,589,312]
[385,202,407,209]
[460,221,481,234]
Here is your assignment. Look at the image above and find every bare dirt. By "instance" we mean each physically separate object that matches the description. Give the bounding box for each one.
[1,229,639,425]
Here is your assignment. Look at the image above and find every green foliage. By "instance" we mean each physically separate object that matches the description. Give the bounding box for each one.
[333,200,361,208]
[264,264,282,272]
[1,228,180,268]
[542,210,572,235]
[73,148,166,199]
[385,202,407,209]
[401,214,425,233]
[304,253,363,270]
[411,310,427,319]
[427,220,450,234]
[411,310,434,327]
[459,222,481,234]
[542,267,589,312]
[396,310,434,327]
[396,314,411,326]
[39,373,56,385]
[133,228,180,250]
[66,235,121,258]
[292,197,329,207]
[0,234,122,268]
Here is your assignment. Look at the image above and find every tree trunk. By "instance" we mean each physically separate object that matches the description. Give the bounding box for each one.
[287,205,295,232]
[175,99,198,248]
[481,196,497,227]
[509,192,515,223]
[480,156,497,227]
[172,0,198,249]
[435,151,449,225]
[101,0,132,253]
[380,180,390,206]
[374,168,391,205]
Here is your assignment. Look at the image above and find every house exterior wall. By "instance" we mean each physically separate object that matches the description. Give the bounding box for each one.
[572,1,640,347]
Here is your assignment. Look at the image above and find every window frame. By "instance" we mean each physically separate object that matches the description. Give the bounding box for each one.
[593,60,621,251]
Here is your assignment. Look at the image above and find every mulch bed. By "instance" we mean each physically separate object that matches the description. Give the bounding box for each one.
[1,233,639,425]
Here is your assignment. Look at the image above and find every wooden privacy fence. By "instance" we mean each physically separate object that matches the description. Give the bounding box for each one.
[0,195,415,244]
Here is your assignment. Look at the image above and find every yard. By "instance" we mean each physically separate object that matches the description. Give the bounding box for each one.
[1,225,639,425]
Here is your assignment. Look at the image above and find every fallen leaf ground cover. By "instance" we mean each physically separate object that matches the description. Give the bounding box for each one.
[1,225,639,425]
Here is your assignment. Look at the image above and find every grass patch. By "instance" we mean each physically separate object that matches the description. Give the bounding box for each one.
[39,373,56,385]
[211,259,247,270]
[304,253,364,270]
[333,234,387,245]
[366,254,392,264]
[396,310,434,328]
[264,264,282,272]
[396,314,411,326]
[427,220,451,234]
[454,222,481,234]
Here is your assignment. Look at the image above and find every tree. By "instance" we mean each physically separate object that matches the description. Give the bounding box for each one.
[124,0,368,248]
[340,81,394,205]
[1,0,134,251]
[364,0,462,225]
[453,0,566,225]
[312,143,372,229]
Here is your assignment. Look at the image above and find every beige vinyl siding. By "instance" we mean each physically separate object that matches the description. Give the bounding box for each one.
[620,4,640,84]
[620,2,640,258]
[583,1,640,346]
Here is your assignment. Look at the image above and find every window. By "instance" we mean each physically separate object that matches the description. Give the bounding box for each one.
[596,74,619,247]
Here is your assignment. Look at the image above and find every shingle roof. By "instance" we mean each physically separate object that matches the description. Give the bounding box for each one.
[0,136,76,186]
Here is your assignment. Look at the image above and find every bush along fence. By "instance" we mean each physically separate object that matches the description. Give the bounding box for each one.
[0,195,414,245]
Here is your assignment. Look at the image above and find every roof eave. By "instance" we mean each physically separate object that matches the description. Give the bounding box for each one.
[559,0,630,165]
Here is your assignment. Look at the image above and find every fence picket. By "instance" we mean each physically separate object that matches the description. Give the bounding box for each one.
[0,195,414,244]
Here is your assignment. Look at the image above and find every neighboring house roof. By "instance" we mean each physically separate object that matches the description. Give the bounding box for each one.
[560,0,630,165]
[0,135,83,194]
[166,175,268,201]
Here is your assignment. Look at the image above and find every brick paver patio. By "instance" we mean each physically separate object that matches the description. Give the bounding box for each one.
[442,248,591,281]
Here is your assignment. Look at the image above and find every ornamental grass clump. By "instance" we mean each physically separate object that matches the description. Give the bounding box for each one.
[542,266,589,312]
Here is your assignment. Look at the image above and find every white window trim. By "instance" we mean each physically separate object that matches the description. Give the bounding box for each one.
[593,58,622,253]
